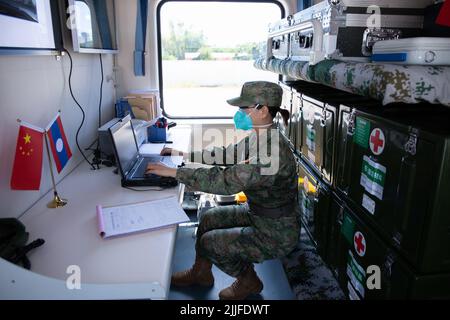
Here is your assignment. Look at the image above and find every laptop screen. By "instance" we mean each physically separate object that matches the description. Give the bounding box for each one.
[111,119,139,177]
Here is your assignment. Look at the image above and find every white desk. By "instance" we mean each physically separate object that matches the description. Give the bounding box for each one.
[1,126,191,300]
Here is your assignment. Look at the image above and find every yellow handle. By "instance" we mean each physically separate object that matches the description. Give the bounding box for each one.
[235,192,247,203]
[298,177,317,194]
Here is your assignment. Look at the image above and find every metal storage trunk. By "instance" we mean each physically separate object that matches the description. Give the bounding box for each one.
[326,191,345,278]
[372,37,450,65]
[299,89,376,184]
[335,104,450,274]
[290,81,330,156]
[297,157,331,259]
[288,0,433,62]
[290,87,301,153]
[277,82,293,143]
[268,17,291,60]
[328,194,450,300]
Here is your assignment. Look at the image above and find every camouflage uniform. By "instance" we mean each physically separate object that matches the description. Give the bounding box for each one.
[176,121,300,277]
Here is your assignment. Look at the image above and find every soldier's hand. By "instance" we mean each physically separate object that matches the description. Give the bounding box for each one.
[161,147,184,157]
[145,162,177,178]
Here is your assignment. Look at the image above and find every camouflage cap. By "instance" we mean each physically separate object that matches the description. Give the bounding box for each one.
[226,81,282,108]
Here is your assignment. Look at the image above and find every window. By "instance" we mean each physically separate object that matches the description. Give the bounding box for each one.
[70,0,118,53]
[157,1,283,118]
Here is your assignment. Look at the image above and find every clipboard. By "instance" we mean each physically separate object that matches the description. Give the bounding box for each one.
[96,196,189,238]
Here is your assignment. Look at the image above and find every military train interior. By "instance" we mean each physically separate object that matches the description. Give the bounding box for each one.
[1,0,450,306]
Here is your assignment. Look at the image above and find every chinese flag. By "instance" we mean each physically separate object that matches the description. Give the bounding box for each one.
[10,124,44,190]
[437,0,450,27]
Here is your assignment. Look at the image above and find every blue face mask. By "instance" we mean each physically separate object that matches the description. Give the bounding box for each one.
[233,109,253,130]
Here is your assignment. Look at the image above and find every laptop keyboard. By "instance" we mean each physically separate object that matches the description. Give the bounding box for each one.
[131,156,175,179]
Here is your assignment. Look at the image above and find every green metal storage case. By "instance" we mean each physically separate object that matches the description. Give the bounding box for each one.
[328,194,450,300]
[297,157,331,259]
[291,87,302,156]
[291,81,325,157]
[277,81,292,143]
[299,89,376,185]
[289,87,301,152]
[336,104,450,274]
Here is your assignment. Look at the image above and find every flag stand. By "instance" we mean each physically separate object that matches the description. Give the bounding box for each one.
[44,134,67,208]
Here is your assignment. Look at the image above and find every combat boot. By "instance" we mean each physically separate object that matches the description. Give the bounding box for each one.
[171,254,214,287]
[219,266,263,300]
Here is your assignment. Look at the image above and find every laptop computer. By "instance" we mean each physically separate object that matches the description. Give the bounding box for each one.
[109,115,180,188]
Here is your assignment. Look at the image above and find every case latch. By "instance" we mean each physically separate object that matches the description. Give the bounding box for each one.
[404,132,418,156]
[320,106,328,127]
[392,231,402,249]
[383,251,396,279]
[362,28,402,57]
[347,109,356,135]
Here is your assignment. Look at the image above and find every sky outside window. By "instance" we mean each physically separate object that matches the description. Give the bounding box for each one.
[159,1,282,118]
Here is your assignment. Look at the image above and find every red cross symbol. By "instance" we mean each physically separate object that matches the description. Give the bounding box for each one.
[370,128,385,155]
[354,231,366,257]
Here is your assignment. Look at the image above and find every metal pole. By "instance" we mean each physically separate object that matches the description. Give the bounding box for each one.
[44,133,67,208]
[45,133,57,195]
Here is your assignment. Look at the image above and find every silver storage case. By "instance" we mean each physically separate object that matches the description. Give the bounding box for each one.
[372,37,450,65]
[268,0,435,64]
[268,16,292,60]
[268,13,325,64]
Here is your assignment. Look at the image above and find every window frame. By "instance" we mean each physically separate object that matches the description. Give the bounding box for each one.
[156,0,285,119]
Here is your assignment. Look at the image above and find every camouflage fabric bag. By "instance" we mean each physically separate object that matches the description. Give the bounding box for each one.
[254,57,450,106]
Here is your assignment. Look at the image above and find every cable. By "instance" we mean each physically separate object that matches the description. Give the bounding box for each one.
[98,54,104,129]
[125,186,166,192]
[85,145,115,166]
[92,54,105,169]
[63,49,96,170]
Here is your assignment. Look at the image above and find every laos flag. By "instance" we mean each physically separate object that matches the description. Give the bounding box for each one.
[47,114,72,173]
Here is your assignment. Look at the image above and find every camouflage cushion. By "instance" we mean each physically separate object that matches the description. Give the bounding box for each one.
[254,57,450,107]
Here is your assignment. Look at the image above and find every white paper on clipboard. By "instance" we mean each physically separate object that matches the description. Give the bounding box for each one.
[96,196,189,238]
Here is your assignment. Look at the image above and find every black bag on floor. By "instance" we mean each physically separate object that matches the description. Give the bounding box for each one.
[0,218,44,270]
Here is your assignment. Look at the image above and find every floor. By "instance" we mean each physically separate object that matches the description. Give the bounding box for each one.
[170,194,345,300]
[169,225,295,300]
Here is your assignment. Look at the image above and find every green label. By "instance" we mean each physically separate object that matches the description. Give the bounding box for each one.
[360,155,386,200]
[341,212,355,245]
[348,251,365,284]
[354,117,370,148]
[306,125,316,152]
[362,159,385,186]
[347,251,366,298]
[301,190,314,222]
[300,191,312,219]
